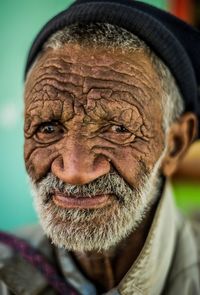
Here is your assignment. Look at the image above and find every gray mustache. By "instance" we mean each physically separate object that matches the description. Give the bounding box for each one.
[37,171,139,204]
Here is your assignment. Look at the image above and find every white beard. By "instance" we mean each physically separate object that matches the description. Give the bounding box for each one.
[30,152,165,252]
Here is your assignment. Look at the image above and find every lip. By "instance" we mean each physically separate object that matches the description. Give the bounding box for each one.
[52,193,113,209]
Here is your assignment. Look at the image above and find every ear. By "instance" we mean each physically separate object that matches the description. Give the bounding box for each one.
[161,112,198,177]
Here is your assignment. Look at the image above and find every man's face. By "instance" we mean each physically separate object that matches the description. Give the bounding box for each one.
[24,44,165,251]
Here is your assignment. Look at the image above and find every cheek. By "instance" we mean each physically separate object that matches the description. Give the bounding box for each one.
[105,141,164,188]
[113,156,145,188]
[24,139,58,181]
[102,145,149,188]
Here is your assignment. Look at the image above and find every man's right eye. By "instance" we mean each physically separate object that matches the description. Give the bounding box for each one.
[34,122,64,143]
[39,124,56,134]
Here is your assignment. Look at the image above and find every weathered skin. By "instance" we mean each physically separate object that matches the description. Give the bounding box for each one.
[24,44,165,187]
[24,43,197,291]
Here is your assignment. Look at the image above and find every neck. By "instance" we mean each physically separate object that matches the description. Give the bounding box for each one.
[71,200,158,293]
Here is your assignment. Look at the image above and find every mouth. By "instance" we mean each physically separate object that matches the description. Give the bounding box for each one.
[52,192,114,209]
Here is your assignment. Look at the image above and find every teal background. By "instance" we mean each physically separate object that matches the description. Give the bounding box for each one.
[0,0,199,231]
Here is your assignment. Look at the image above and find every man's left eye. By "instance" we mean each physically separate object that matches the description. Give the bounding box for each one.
[111,125,129,133]
[100,124,135,144]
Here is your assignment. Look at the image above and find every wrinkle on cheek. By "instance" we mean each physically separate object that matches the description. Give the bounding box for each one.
[25,144,59,181]
[91,135,158,180]
[92,136,149,161]
[112,155,148,188]
[107,145,155,187]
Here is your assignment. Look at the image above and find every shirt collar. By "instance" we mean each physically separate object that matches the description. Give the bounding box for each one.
[56,181,179,295]
[118,181,178,295]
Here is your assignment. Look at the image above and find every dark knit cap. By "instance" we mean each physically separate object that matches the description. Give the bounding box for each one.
[25,0,200,138]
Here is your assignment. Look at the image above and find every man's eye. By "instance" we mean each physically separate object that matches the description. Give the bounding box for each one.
[100,124,135,145]
[34,122,64,143]
[39,124,56,134]
[111,125,129,133]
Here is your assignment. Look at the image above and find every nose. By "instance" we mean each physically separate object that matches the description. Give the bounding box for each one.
[51,140,111,185]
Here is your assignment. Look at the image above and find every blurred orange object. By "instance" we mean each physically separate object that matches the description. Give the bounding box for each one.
[169,0,195,24]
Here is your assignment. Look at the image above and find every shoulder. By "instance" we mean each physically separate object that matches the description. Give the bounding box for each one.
[0,224,53,295]
[189,218,200,258]
[0,224,45,260]
[162,216,200,295]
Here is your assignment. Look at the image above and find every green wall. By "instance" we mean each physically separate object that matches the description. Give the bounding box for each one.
[1,0,198,232]
[0,0,74,231]
[141,0,167,9]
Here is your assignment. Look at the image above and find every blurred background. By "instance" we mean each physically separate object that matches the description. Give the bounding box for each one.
[0,0,200,231]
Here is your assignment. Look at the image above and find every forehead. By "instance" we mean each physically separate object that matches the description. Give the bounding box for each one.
[24,43,162,118]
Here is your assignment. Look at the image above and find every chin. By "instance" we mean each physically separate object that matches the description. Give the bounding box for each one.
[34,195,147,252]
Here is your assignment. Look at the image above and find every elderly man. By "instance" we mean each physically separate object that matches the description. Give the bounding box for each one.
[0,0,200,294]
